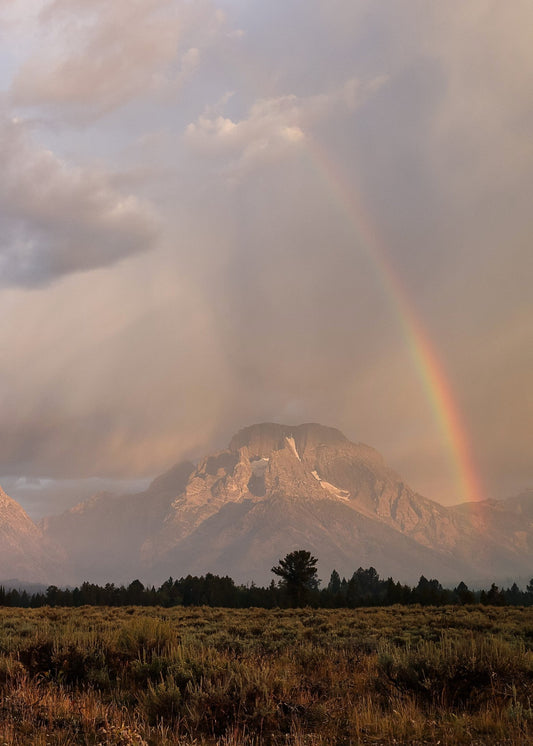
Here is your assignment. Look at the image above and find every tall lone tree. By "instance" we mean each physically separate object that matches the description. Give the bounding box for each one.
[271,549,319,606]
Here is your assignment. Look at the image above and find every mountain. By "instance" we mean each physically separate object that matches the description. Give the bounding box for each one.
[42,461,194,585]
[40,423,533,586]
[0,485,66,584]
[447,489,533,584]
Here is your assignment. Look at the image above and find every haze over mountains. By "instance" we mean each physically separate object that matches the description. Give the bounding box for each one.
[1,424,532,587]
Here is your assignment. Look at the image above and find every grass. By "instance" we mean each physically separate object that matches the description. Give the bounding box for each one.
[0,605,531,744]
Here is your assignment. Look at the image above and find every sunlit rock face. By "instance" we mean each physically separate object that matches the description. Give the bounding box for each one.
[36,423,533,586]
[0,486,66,584]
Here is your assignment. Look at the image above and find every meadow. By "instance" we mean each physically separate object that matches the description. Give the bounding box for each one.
[0,605,531,745]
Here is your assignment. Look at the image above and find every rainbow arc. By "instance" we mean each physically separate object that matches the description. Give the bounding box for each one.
[307,137,484,505]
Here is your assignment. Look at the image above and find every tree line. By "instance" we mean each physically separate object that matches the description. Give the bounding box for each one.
[1,551,532,608]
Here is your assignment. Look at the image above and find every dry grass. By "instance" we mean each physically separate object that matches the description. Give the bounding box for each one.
[0,605,531,744]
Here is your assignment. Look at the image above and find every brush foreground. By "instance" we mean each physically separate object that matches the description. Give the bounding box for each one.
[0,606,531,744]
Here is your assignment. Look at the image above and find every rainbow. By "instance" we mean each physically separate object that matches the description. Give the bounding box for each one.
[307,137,484,505]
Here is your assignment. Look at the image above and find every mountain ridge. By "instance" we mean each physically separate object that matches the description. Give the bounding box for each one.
[1,423,532,586]
[41,423,533,585]
[0,485,66,584]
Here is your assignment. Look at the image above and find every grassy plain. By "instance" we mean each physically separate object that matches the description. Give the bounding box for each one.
[0,605,531,745]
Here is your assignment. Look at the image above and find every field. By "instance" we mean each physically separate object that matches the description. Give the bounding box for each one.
[0,605,532,745]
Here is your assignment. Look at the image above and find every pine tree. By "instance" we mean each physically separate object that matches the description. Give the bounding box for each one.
[272,549,319,606]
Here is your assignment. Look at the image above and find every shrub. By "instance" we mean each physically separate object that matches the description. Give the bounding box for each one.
[377,633,533,708]
[141,678,182,724]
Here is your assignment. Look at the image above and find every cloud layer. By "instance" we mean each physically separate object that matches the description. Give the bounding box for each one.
[0,115,159,285]
[1,1,532,515]
[10,0,226,119]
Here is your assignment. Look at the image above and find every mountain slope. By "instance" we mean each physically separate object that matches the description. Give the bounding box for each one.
[41,461,194,584]
[144,424,530,585]
[0,486,66,583]
[42,423,533,585]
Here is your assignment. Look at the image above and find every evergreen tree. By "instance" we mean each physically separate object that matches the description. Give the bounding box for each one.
[486,583,506,606]
[454,581,474,605]
[327,569,341,595]
[525,578,533,605]
[272,549,319,606]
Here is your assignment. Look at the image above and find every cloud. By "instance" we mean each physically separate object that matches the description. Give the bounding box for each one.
[184,78,385,175]
[1,0,532,515]
[0,115,159,285]
[9,0,227,119]
[185,95,307,171]
[414,2,533,200]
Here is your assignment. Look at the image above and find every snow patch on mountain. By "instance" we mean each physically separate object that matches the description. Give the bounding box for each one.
[285,436,301,461]
[311,470,350,501]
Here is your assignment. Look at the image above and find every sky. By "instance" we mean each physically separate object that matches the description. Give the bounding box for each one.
[0,0,532,519]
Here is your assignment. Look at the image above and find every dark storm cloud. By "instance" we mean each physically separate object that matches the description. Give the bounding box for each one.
[0,116,160,285]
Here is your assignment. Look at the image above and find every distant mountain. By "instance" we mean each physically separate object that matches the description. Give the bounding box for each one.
[0,485,66,584]
[0,580,49,594]
[41,461,194,584]
[39,423,533,586]
[447,489,533,584]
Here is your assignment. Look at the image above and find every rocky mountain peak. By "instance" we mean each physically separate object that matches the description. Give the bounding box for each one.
[262,439,325,502]
[30,423,533,587]
[0,484,40,532]
[0,484,66,584]
[229,422,348,460]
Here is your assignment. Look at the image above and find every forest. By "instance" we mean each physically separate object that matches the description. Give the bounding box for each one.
[2,554,533,609]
